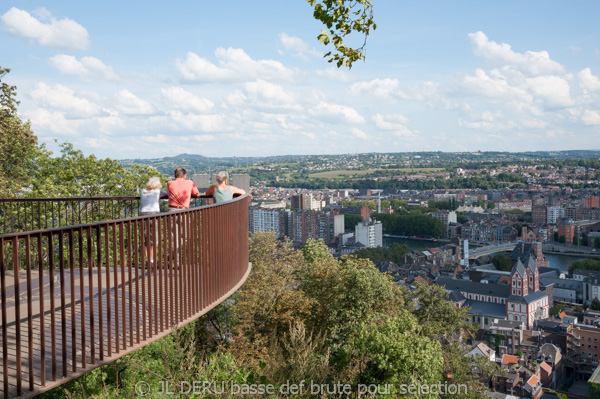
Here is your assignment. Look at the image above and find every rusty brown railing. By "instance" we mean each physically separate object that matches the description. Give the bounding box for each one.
[0,196,212,235]
[0,194,250,399]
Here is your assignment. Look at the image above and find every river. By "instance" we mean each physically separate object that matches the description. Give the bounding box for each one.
[382,237,582,273]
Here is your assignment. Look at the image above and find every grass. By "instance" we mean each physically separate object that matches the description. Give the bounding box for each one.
[308,168,444,179]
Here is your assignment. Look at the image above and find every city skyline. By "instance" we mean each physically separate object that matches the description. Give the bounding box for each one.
[2,1,600,159]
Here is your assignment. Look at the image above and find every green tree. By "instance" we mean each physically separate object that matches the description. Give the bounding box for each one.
[569,258,600,274]
[487,202,496,209]
[559,235,566,244]
[344,213,363,230]
[595,236,600,249]
[0,67,39,197]
[550,304,565,317]
[491,254,512,271]
[591,298,600,311]
[31,142,162,198]
[309,0,376,68]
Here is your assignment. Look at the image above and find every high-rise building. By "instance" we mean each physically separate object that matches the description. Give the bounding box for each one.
[355,220,383,248]
[431,210,457,225]
[339,205,370,220]
[248,208,289,237]
[585,196,599,208]
[558,218,575,245]
[547,206,564,225]
[231,174,251,194]
[291,194,313,210]
[191,174,211,192]
[532,205,547,226]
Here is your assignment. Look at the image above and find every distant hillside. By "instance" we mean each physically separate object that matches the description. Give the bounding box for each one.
[119,150,600,176]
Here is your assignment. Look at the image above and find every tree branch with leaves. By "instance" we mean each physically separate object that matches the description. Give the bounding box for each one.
[308,0,376,68]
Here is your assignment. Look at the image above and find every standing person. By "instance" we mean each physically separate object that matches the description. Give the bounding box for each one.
[205,171,246,204]
[167,167,200,211]
[166,168,200,262]
[140,176,167,265]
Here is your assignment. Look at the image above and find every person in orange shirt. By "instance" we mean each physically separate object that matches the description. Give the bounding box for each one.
[166,167,200,211]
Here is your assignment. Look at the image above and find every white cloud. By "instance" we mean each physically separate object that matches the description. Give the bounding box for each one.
[309,101,365,124]
[49,54,119,81]
[578,68,600,92]
[161,86,214,113]
[350,78,399,99]
[460,68,529,101]
[372,114,408,129]
[30,82,102,118]
[582,109,600,125]
[114,90,154,115]
[176,52,235,82]
[457,110,506,130]
[468,31,565,76]
[278,33,321,60]
[1,7,89,50]
[372,114,413,136]
[166,111,228,132]
[350,127,368,139]
[397,81,441,102]
[244,80,297,107]
[26,108,80,135]
[176,48,294,83]
[140,134,171,144]
[315,67,355,82]
[525,75,573,108]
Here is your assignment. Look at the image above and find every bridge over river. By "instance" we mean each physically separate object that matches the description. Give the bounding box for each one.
[0,195,250,398]
[468,243,518,259]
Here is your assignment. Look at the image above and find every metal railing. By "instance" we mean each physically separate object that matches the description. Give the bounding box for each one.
[0,194,250,398]
[0,196,213,235]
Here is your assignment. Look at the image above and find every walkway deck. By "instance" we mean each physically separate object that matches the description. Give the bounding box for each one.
[1,264,250,398]
[0,195,251,398]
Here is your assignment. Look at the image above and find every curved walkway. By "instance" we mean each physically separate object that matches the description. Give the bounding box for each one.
[0,195,251,399]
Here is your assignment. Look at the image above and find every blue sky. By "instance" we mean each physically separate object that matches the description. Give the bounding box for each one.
[2,1,600,159]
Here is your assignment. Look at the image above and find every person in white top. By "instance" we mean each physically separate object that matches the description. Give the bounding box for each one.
[140,177,167,265]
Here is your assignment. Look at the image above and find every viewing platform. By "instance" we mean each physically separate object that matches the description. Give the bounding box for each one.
[0,195,251,398]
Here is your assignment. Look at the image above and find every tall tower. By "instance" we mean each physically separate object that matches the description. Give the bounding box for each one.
[231,174,250,194]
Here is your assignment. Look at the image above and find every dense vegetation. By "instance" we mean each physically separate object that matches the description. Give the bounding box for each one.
[354,242,412,265]
[568,258,600,275]
[491,254,512,272]
[372,213,446,237]
[42,233,497,398]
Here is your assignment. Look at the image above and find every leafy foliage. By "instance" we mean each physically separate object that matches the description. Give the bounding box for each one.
[354,242,411,264]
[568,258,600,275]
[373,212,446,237]
[491,254,512,272]
[40,233,491,398]
[344,213,364,230]
[308,0,376,68]
[0,67,39,197]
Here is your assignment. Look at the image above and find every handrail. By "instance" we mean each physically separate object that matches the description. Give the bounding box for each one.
[0,195,215,235]
[0,194,250,398]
